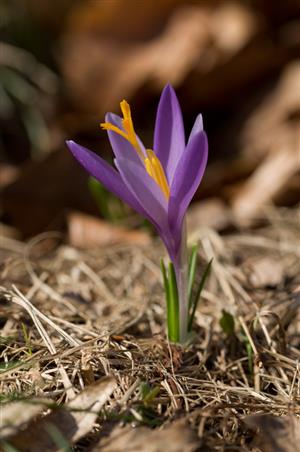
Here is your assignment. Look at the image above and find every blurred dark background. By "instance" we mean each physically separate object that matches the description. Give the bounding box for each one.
[1,0,300,245]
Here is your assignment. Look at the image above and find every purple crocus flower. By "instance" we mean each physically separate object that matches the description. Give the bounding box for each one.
[66,84,208,342]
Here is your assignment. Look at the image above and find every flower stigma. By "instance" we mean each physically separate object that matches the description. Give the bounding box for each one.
[101,100,170,199]
[145,150,170,199]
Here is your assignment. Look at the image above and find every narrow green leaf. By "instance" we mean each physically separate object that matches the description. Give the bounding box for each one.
[0,335,16,345]
[45,423,72,451]
[143,386,160,403]
[160,258,168,292]
[88,176,111,220]
[140,382,160,404]
[188,244,198,309]
[21,322,32,356]
[140,381,151,400]
[2,442,20,452]
[160,259,172,340]
[0,360,29,373]
[0,84,14,116]
[219,310,235,335]
[0,66,36,104]
[240,332,254,375]
[168,262,180,342]
[188,258,213,332]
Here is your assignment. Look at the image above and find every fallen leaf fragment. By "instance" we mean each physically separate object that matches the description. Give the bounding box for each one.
[241,62,300,161]
[232,147,300,224]
[67,211,151,248]
[233,62,300,223]
[3,376,117,451]
[0,399,49,440]
[61,3,258,114]
[245,414,300,452]
[68,376,117,442]
[245,256,284,288]
[187,198,232,233]
[94,420,198,452]
[0,223,20,240]
[0,164,19,188]
[1,149,96,237]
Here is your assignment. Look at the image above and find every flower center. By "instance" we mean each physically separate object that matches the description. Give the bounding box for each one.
[101,100,170,200]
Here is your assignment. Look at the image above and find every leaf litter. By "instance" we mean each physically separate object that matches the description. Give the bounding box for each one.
[1,206,300,450]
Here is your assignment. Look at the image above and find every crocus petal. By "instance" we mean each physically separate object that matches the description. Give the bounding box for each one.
[154,84,185,184]
[115,158,168,229]
[105,112,145,165]
[168,130,208,240]
[159,230,177,263]
[114,156,176,259]
[66,140,143,213]
[188,114,203,143]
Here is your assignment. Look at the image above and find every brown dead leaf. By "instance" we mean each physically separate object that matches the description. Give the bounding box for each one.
[210,3,257,53]
[67,211,151,248]
[187,198,232,233]
[245,256,284,288]
[245,414,300,452]
[232,62,300,223]
[0,164,19,188]
[0,399,49,440]
[5,376,117,451]
[0,223,20,240]
[61,6,209,113]
[241,62,300,161]
[1,148,97,237]
[65,0,182,41]
[60,2,258,115]
[94,420,198,452]
[232,146,300,224]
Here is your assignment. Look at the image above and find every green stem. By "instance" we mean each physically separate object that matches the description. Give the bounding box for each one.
[174,219,188,343]
[168,263,179,342]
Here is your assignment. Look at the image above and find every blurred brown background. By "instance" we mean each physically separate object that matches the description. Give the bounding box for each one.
[1,0,300,244]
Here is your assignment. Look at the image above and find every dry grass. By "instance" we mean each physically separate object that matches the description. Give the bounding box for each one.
[1,206,300,450]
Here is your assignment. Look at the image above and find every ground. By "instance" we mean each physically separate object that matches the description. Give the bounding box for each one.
[1,206,300,451]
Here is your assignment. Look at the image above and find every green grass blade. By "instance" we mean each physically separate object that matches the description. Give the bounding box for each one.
[188,258,213,332]
[168,262,180,342]
[160,259,173,339]
[45,423,72,451]
[88,176,111,220]
[188,244,198,309]
[219,310,235,335]
[2,442,20,452]
[21,322,32,356]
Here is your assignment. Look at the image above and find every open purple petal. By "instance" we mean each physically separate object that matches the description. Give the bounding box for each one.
[154,84,185,184]
[114,155,176,257]
[105,113,145,165]
[66,140,143,214]
[188,114,203,143]
[115,158,168,230]
[168,130,208,239]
